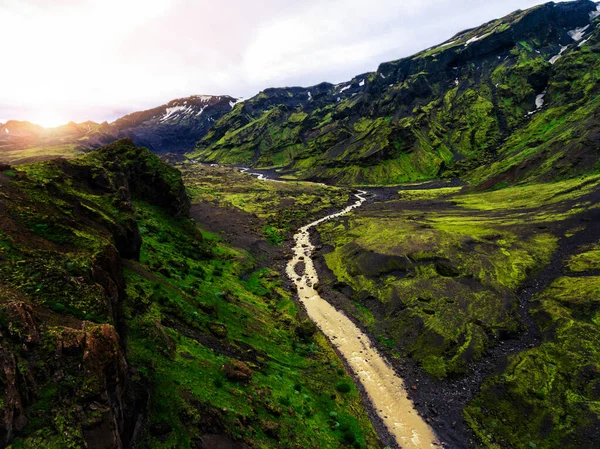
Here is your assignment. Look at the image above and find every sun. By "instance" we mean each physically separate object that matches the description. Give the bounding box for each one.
[31,111,69,129]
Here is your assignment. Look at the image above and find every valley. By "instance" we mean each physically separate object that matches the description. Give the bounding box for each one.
[1,1,600,448]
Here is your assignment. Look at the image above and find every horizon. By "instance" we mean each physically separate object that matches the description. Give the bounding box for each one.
[0,0,576,128]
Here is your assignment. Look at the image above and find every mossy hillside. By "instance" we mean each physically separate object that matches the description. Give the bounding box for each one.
[0,142,197,447]
[121,200,382,449]
[1,164,133,322]
[465,22,600,187]
[567,243,600,273]
[0,146,381,448]
[317,177,599,378]
[190,1,600,186]
[318,192,557,379]
[465,266,600,449]
[316,179,600,446]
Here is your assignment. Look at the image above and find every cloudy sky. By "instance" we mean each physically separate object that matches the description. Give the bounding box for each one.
[0,0,558,126]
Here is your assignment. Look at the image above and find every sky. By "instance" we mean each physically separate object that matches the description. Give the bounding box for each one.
[0,0,562,127]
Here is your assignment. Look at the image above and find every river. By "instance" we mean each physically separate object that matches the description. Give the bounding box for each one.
[238,168,439,448]
[285,191,439,449]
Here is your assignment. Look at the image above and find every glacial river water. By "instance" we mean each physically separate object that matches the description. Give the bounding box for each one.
[285,191,439,449]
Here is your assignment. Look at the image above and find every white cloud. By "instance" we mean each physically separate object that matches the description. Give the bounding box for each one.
[0,0,555,124]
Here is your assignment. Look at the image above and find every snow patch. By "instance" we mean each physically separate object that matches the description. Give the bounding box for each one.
[535,89,547,109]
[307,91,312,100]
[578,37,591,47]
[528,89,547,115]
[229,98,244,109]
[590,6,600,20]
[4,128,8,134]
[455,78,459,87]
[549,45,568,64]
[568,25,589,42]
[161,106,187,121]
[339,84,351,94]
[440,39,458,48]
[380,73,386,79]
[359,79,365,87]
[464,29,494,47]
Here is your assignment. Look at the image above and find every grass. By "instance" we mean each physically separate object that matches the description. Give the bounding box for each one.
[0,144,83,165]
[123,201,382,448]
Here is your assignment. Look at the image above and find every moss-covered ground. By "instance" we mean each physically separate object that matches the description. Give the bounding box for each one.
[314,175,600,446]
[465,243,600,449]
[178,162,350,243]
[0,144,84,165]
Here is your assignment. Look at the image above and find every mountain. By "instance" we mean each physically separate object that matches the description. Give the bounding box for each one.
[0,95,238,164]
[190,0,600,186]
[85,95,240,153]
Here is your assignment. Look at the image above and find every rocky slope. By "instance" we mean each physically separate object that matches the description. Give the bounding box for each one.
[190,0,600,186]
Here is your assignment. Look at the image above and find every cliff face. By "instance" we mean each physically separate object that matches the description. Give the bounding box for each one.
[0,140,189,448]
[190,1,600,186]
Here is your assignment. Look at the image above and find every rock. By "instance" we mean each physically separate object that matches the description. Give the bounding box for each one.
[7,302,40,345]
[0,344,27,439]
[223,360,253,382]
[295,319,317,342]
[411,385,418,391]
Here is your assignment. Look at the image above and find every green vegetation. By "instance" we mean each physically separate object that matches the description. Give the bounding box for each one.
[465,247,600,449]
[316,171,600,446]
[123,202,380,449]
[0,144,83,165]
[179,162,350,239]
[318,186,560,378]
[0,142,381,449]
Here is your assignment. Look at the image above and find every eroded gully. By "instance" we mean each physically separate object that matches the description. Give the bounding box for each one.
[285,190,439,449]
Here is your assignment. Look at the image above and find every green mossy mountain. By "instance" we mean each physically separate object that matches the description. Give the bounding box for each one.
[190,0,600,186]
[0,141,381,448]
